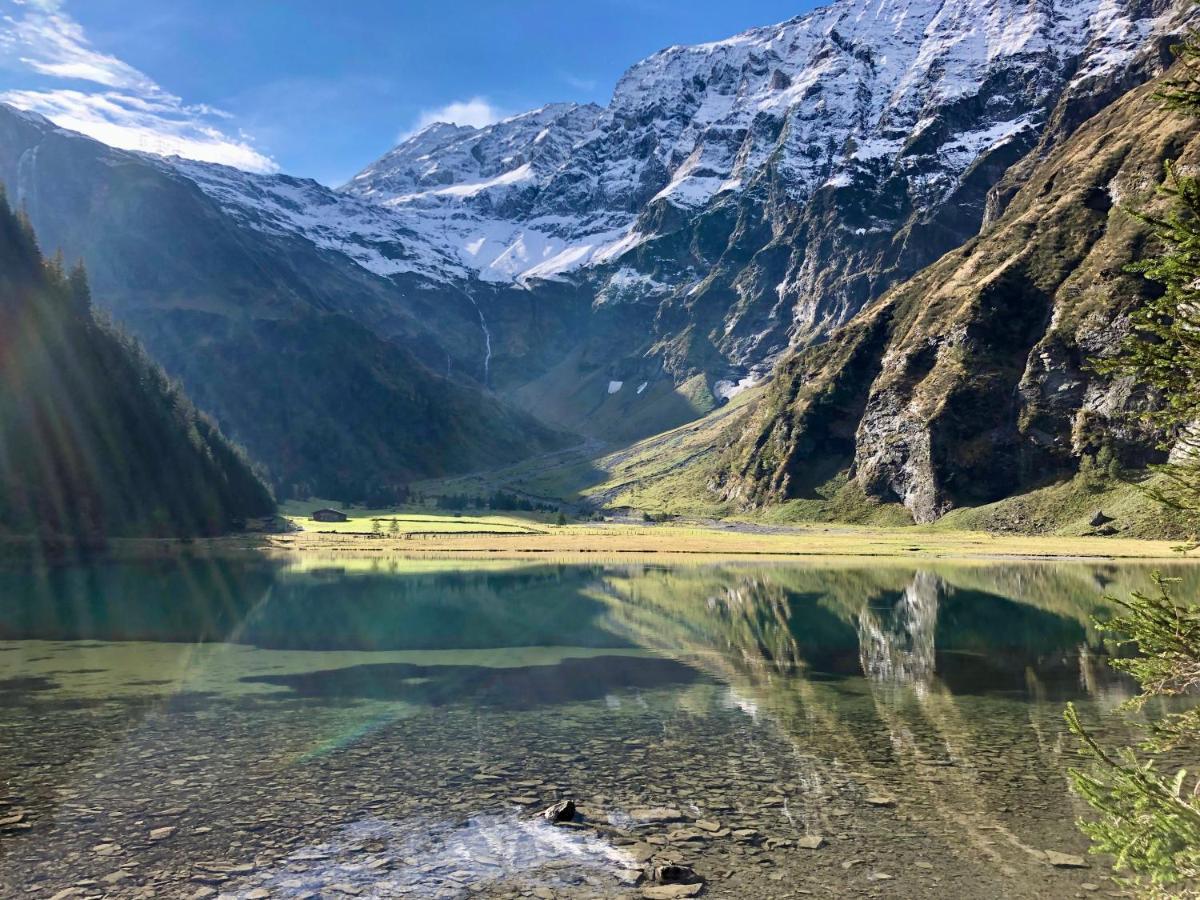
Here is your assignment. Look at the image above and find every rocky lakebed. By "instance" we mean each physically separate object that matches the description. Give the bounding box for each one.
[3,558,1188,898]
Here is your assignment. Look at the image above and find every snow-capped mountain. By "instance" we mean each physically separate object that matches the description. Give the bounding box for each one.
[333,0,1174,288]
[349,103,604,204]
[344,101,628,282]
[3,0,1186,455]
[168,0,1181,393]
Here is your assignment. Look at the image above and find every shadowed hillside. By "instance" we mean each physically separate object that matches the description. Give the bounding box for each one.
[0,191,275,539]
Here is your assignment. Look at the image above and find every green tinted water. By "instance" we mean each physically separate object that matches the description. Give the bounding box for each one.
[0,558,1194,898]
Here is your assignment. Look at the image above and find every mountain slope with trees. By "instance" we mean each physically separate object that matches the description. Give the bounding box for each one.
[0,192,275,538]
[0,108,569,501]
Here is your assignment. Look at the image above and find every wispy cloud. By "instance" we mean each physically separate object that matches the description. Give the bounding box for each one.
[0,0,277,172]
[408,96,504,138]
[561,72,598,93]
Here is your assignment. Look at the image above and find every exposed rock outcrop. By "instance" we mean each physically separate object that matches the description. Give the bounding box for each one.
[720,67,1199,522]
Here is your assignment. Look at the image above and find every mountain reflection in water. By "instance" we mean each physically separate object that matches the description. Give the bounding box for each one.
[1,557,1196,899]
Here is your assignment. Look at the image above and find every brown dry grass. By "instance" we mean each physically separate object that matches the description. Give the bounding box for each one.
[258,520,1193,562]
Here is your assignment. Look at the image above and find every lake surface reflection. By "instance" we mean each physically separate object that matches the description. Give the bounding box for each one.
[0,557,1193,898]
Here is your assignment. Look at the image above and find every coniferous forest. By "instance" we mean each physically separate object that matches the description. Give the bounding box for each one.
[0,191,274,540]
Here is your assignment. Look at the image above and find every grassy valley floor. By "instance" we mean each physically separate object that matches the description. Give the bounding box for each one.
[405,386,1196,542]
[258,504,1195,561]
[7,520,1193,569]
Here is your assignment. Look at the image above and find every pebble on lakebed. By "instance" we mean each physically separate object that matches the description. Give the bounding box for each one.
[1043,850,1090,868]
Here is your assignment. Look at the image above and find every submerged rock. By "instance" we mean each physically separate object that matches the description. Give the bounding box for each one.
[649,863,702,885]
[643,885,704,899]
[629,807,685,823]
[0,809,29,831]
[540,799,577,823]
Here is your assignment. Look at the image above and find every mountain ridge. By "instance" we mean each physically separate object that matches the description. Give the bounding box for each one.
[171,0,1188,393]
[715,61,1199,525]
[0,0,1193,514]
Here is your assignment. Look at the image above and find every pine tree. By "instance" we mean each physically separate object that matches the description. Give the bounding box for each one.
[1158,31,1200,115]
[1068,25,1200,896]
[1066,574,1200,893]
[68,261,92,314]
[1098,159,1200,517]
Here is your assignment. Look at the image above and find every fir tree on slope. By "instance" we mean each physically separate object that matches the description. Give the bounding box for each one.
[0,189,275,541]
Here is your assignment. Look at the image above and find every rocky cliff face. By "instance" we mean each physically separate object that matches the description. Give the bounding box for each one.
[718,67,1199,522]
[160,0,1186,417]
[346,0,1181,371]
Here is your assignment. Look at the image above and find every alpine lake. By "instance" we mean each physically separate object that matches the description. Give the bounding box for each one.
[1,555,1197,899]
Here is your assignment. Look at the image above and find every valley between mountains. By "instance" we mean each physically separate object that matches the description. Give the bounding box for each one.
[2,0,1198,538]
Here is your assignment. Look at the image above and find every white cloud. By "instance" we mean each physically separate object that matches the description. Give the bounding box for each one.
[0,1,278,172]
[408,96,503,137]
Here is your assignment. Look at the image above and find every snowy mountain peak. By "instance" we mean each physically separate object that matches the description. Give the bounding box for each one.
[326,0,1177,286]
[168,0,1185,359]
[346,101,604,201]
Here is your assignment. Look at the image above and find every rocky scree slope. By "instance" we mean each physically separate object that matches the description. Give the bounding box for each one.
[716,68,1199,523]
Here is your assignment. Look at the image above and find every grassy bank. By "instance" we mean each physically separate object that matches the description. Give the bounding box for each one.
[6,495,1191,568]
[268,508,1195,560]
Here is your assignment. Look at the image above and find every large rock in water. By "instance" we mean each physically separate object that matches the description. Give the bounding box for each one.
[539,799,576,823]
[717,65,1200,523]
[649,863,703,885]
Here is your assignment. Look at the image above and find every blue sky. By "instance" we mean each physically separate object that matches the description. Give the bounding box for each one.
[0,0,817,185]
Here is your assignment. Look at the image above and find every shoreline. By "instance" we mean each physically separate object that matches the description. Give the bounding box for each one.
[3,519,1195,565]
[260,517,1198,561]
